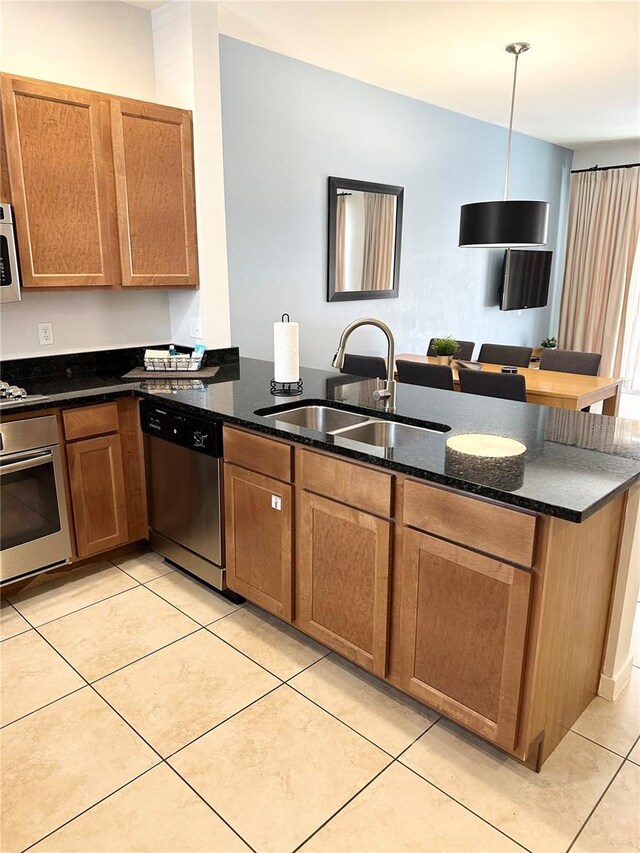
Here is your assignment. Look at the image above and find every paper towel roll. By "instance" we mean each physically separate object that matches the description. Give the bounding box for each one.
[274,318,300,383]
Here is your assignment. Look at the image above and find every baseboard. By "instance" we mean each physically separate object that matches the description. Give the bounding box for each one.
[599,655,634,701]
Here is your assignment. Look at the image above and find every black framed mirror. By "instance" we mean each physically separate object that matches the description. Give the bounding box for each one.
[327,176,403,302]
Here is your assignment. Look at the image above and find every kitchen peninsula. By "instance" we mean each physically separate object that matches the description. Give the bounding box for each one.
[2,354,639,770]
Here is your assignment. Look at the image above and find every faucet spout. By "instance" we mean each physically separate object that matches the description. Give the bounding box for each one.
[333,317,397,412]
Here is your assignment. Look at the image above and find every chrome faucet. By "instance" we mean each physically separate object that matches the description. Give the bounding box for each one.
[332,317,397,412]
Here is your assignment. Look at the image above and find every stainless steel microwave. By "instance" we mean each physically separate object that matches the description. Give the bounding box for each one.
[0,203,22,303]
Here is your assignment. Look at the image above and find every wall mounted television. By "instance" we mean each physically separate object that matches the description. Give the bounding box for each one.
[500,249,552,311]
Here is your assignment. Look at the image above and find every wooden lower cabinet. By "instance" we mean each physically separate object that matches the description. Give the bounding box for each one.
[398,528,532,749]
[297,491,392,676]
[66,434,128,557]
[224,463,293,620]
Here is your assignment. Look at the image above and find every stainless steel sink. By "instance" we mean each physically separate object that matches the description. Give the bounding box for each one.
[261,405,370,432]
[336,419,441,448]
[257,403,449,449]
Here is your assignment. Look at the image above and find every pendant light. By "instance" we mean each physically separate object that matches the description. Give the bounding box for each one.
[459,42,550,248]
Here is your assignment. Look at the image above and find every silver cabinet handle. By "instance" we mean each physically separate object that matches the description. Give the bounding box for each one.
[0,450,53,475]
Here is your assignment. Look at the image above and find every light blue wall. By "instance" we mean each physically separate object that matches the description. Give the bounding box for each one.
[219,36,573,369]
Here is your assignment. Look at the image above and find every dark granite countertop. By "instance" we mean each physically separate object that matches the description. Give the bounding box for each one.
[2,355,639,523]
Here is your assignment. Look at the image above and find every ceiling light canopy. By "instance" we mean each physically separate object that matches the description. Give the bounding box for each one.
[459,43,550,249]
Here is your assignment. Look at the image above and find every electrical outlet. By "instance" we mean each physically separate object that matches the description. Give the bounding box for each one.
[189,317,203,339]
[37,322,54,346]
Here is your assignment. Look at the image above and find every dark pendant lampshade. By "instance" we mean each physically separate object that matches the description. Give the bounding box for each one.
[459,200,550,247]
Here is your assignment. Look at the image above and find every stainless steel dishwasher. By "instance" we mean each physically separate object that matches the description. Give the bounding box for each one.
[140,402,232,594]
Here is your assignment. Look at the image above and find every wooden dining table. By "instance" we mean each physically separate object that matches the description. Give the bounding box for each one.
[394,354,623,415]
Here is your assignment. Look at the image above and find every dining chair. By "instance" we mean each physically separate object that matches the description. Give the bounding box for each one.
[340,353,387,380]
[478,343,533,368]
[426,339,475,360]
[539,348,602,375]
[396,360,454,390]
[458,369,527,402]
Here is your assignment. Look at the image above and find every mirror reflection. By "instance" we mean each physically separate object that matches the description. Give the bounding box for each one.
[328,177,403,302]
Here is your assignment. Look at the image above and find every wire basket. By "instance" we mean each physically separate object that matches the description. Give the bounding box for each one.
[143,355,204,372]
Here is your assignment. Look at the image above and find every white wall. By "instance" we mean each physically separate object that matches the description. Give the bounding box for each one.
[152,1,232,351]
[572,140,640,170]
[0,0,172,359]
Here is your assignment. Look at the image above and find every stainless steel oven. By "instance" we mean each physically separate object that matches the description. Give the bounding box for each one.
[0,416,72,584]
[0,203,22,304]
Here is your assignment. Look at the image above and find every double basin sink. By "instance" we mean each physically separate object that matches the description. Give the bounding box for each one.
[258,403,450,448]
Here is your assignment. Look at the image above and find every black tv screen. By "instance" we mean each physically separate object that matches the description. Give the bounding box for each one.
[500,249,552,311]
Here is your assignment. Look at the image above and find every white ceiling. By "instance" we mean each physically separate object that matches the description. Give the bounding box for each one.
[121,0,640,147]
[214,0,639,148]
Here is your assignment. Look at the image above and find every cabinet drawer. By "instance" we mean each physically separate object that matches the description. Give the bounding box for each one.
[63,403,119,441]
[223,426,292,482]
[404,480,536,567]
[298,449,393,517]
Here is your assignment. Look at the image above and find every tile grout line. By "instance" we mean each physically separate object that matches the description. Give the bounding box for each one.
[10,589,258,853]
[6,564,599,853]
[283,650,333,683]
[0,627,31,644]
[163,682,285,761]
[163,762,257,853]
[569,727,634,760]
[8,575,141,631]
[290,759,395,853]
[20,763,164,853]
[140,577,244,631]
[203,623,293,683]
[89,626,203,686]
[5,602,525,853]
[397,757,532,853]
[8,606,168,762]
[285,680,400,761]
[564,756,628,852]
[391,721,532,853]
[1,684,87,731]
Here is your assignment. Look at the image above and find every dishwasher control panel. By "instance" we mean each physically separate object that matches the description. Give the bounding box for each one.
[140,403,222,457]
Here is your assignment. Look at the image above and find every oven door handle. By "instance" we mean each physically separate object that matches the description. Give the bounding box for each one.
[0,450,53,475]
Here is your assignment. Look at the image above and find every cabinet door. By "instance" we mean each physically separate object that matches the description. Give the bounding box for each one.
[224,464,293,620]
[399,528,531,749]
[0,76,120,287]
[110,99,199,287]
[67,435,128,558]
[298,491,391,676]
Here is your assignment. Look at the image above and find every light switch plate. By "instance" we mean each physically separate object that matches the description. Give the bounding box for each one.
[271,495,282,511]
[189,317,203,339]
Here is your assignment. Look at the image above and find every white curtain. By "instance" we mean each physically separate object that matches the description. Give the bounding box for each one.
[361,193,395,291]
[335,194,347,291]
[620,239,640,392]
[559,166,640,377]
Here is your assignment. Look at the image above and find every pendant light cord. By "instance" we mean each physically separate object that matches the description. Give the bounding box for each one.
[503,51,520,201]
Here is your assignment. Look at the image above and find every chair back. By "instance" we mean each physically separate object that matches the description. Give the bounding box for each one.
[426,339,475,360]
[539,348,601,376]
[478,343,532,367]
[396,360,454,390]
[340,354,387,380]
[458,369,527,402]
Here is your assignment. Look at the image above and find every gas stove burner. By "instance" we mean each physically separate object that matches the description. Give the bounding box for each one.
[0,381,49,407]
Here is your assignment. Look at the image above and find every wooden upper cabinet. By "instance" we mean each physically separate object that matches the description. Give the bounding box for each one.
[110,98,199,287]
[0,73,199,289]
[0,76,120,287]
[398,529,531,750]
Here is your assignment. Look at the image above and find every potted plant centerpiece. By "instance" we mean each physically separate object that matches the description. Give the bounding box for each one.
[541,336,558,350]
[431,336,459,365]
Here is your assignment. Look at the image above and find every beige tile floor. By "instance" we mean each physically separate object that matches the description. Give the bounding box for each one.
[1,549,638,853]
